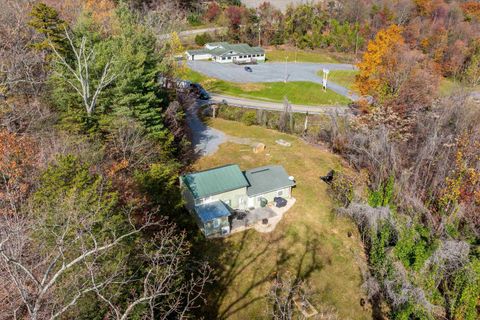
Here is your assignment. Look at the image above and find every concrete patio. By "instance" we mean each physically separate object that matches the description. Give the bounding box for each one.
[230,198,296,234]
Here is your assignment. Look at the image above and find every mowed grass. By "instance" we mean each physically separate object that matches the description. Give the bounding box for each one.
[321,70,359,91]
[185,69,350,105]
[195,119,371,320]
[266,48,340,63]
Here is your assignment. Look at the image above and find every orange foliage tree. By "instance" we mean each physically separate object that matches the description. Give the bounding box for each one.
[0,130,37,214]
[355,25,404,97]
[461,1,480,20]
[84,0,116,31]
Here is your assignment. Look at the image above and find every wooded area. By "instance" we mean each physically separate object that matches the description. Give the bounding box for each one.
[0,0,479,319]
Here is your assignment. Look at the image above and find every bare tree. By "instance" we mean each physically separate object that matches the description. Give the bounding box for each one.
[268,273,302,320]
[0,205,210,320]
[50,29,119,116]
[278,97,292,133]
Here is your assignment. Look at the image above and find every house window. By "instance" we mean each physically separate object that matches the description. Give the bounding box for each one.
[228,57,231,60]
[213,219,220,228]
[222,57,225,60]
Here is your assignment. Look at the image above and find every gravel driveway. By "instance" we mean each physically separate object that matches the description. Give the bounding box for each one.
[187,102,227,156]
[187,61,359,100]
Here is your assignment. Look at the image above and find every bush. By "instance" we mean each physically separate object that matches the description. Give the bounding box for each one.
[187,13,202,26]
[241,111,257,126]
[195,33,213,46]
[329,172,355,207]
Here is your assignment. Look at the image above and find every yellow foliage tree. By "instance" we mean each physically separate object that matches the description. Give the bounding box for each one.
[355,25,404,97]
[167,32,187,78]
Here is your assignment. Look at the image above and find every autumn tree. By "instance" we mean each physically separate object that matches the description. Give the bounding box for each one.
[0,130,37,214]
[205,1,221,22]
[84,0,116,32]
[356,24,405,97]
[225,5,245,40]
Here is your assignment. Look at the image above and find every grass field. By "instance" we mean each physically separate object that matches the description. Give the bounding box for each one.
[194,119,371,320]
[185,69,350,105]
[320,70,359,91]
[265,47,357,64]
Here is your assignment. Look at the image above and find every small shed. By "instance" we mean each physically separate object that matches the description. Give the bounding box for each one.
[195,201,231,237]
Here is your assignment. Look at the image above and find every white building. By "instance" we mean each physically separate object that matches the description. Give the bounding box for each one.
[186,42,266,64]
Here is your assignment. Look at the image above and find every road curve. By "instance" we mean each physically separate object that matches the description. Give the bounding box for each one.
[209,93,350,115]
[159,27,227,40]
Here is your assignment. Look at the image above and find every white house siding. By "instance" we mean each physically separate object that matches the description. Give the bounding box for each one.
[187,53,211,61]
[214,54,265,64]
[248,187,291,208]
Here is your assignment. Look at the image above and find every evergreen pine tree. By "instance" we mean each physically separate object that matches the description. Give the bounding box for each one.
[28,2,69,56]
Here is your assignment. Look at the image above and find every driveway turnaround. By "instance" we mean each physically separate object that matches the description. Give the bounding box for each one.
[187,61,359,101]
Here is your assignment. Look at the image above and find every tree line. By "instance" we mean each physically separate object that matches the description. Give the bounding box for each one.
[0,1,210,319]
[198,0,479,85]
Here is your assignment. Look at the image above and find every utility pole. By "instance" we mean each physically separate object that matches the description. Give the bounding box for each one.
[258,23,261,47]
[304,111,309,132]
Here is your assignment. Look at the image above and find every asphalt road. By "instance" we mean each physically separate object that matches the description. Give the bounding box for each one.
[187,61,359,101]
[158,27,227,40]
[209,93,349,115]
[242,0,307,11]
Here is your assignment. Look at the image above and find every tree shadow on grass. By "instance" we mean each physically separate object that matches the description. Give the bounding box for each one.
[193,228,325,320]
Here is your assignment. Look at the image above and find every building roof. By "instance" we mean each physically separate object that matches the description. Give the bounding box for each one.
[182,164,249,199]
[245,165,295,197]
[186,42,264,57]
[185,48,211,55]
[195,201,231,223]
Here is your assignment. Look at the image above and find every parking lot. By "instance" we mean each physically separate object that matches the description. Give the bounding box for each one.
[186,61,358,100]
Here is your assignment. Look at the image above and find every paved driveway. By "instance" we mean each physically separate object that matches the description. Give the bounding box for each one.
[187,61,359,100]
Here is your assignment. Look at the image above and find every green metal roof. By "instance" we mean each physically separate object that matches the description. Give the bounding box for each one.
[245,165,295,197]
[182,164,249,199]
[187,43,265,57]
[186,48,211,55]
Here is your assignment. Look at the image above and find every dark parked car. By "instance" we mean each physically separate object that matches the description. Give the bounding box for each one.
[244,66,253,72]
[273,197,287,208]
[190,83,210,100]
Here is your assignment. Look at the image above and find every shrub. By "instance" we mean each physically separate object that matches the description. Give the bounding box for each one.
[195,33,213,46]
[187,13,202,26]
[329,171,355,207]
[241,111,257,126]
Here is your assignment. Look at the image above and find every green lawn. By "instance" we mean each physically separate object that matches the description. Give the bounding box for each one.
[265,48,356,64]
[319,70,359,91]
[266,48,340,63]
[185,69,350,106]
[195,119,370,320]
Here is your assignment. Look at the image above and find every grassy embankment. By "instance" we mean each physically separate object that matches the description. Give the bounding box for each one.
[195,118,371,320]
[185,69,351,106]
[265,48,356,64]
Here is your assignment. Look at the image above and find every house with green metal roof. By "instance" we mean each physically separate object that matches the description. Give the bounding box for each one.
[180,164,295,237]
[185,42,265,64]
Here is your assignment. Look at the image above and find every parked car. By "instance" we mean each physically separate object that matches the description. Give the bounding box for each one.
[273,197,287,208]
[244,66,253,72]
[190,83,210,100]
